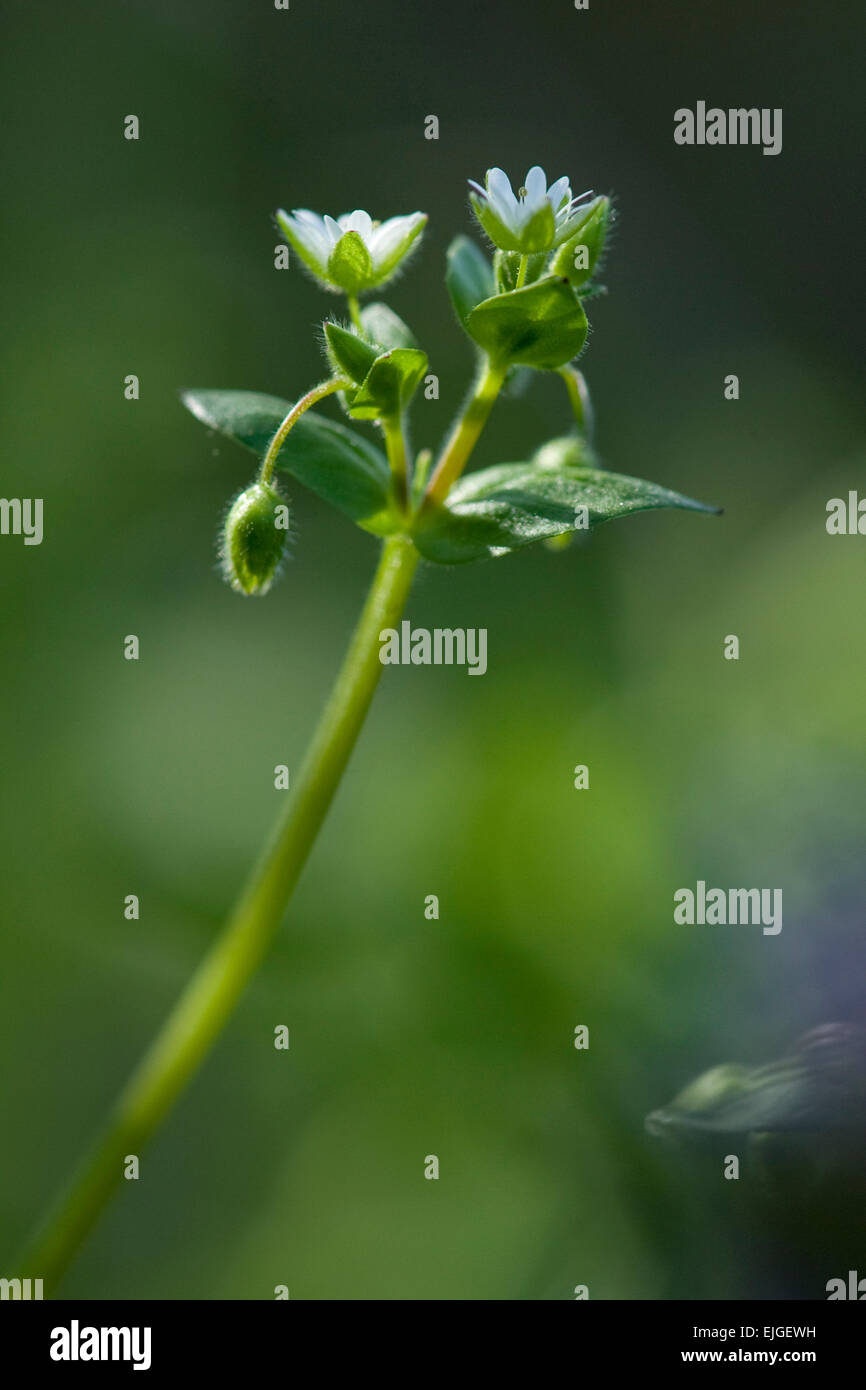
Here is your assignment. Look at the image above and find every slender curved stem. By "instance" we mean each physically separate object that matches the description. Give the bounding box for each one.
[14,533,420,1295]
[259,378,348,485]
[423,356,507,508]
[515,254,529,289]
[347,294,364,332]
[557,364,593,441]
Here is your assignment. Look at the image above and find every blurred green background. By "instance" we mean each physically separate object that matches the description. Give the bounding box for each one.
[1,0,864,1299]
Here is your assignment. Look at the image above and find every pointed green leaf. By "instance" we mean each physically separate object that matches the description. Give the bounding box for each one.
[466,276,588,370]
[360,302,419,350]
[324,321,380,384]
[446,236,495,328]
[411,457,720,564]
[647,1025,866,1141]
[347,348,428,420]
[180,388,395,533]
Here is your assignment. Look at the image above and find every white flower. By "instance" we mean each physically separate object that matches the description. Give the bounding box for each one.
[276,206,427,293]
[468,165,597,254]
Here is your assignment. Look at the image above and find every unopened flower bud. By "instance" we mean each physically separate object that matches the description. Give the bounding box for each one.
[221,481,289,596]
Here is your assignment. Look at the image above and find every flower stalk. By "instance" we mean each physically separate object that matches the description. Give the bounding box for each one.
[260,378,348,485]
[16,531,420,1293]
[423,356,507,507]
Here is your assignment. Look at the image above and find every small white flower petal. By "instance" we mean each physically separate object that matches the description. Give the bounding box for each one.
[486,168,518,219]
[367,212,423,269]
[547,176,572,212]
[323,215,345,247]
[523,165,547,205]
[339,209,374,242]
[287,210,332,265]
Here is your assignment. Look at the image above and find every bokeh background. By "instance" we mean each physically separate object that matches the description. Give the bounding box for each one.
[1,0,864,1299]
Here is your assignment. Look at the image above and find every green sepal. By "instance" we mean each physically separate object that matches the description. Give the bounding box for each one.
[549,196,611,290]
[445,236,495,328]
[519,200,556,253]
[411,456,720,564]
[327,230,373,293]
[346,348,428,420]
[323,321,380,385]
[469,191,521,252]
[360,302,419,350]
[369,213,427,284]
[275,209,330,285]
[465,276,588,370]
[180,388,397,534]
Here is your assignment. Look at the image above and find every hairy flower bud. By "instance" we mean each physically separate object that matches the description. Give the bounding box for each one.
[220,481,289,596]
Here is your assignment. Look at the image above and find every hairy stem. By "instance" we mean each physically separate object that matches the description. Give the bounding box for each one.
[347,294,364,332]
[15,533,420,1294]
[259,378,348,485]
[424,356,506,507]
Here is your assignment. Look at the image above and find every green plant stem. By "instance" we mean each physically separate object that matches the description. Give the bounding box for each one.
[259,378,348,485]
[515,254,529,288]
[424,356,507,507]
[15,532,420,1295]
[347,294,364,332]
[411,448,433,507]
[557,364,593,440]
[382,415,409,513]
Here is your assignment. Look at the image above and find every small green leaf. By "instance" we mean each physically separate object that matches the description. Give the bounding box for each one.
[466,276,588,370]
[360,302,418,350]
[327,230,373,293]
[180,388,395,533]
[324,321,380,384]
[411,457,720,564]
[347,348,428,420]
[446,236,495,328]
